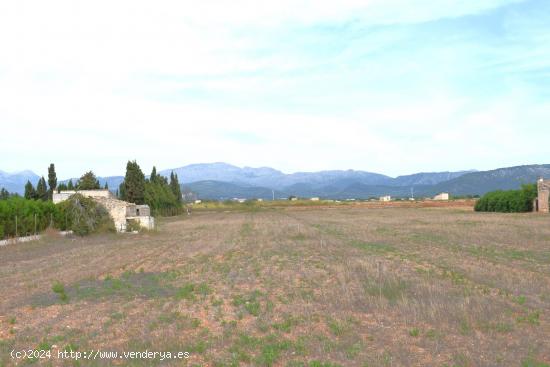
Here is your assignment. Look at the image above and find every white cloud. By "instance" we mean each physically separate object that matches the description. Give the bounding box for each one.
[0,0,548,178]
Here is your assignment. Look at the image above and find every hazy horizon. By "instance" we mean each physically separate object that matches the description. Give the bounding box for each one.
[1,0,549,178]
[6,160,548,182]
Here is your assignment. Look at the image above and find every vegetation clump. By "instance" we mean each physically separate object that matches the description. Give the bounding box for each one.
[55,194,115,235]
[0,197,58,238]
[52,281,68,302]
[474,184,537,213]
[120,162,183,216]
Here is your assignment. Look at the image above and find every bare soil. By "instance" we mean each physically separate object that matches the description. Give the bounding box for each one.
[1,206,549,366]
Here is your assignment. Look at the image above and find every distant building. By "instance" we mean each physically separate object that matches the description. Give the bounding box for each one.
[194,200,202,204]
[53,190,154,232]
[290,197,298,201]
[433,192,450,201]
[379,195,391,202]
[257,198,263,202]
[535,178,550,213]
[310,197,320,201]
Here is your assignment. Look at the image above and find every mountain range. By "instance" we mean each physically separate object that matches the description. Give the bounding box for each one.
[2,163,549,200]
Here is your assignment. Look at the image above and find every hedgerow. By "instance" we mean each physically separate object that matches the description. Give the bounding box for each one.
[474,184,537,213]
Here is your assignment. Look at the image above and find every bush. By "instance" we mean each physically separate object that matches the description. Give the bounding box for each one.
[126,219,141,232]
[475,184,537,213]
[55,194,115,236]
[0,197,58,239]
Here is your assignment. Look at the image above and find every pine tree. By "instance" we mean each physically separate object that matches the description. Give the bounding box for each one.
[47,163,57,200]
[77,171,101,190]
[36,177,48,201]
[67,180,74,190]
[104,182,109,190]
[122,161,145,204]
[169,171,182,203]
[24,180,36,199]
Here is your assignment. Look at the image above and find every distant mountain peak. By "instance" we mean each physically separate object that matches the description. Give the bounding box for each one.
[3,163,548,198]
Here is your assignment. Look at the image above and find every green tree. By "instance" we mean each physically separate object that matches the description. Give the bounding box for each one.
[104,182,109,190]
[169,171,182,203]
[118,182,125,200]
[47,163,57,200]
[121,161,145,204]
[36,177,48,201]
[77,171,100,190]
[57,182,68,192]
[150,166,158,183]
[0,188,10,200]
[24,180,36,200]
[144,179,179,215]
[67,180,74,190]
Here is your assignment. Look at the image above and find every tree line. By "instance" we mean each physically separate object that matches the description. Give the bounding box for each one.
[0,161,185,239]
[23,167,108,200]
[118,161,182,216]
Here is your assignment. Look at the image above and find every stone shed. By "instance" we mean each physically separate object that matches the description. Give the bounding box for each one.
[53,190,155,232]
[536,178,550,213]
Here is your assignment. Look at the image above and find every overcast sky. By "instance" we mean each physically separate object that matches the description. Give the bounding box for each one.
[1,0,549,178]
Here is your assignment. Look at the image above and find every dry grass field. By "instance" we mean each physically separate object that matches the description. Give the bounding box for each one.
[1,205,549,366]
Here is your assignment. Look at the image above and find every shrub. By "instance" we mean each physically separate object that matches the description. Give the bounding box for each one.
[475,184,537,213]
[0,197,58,239]
[55,194,115,236]
[126,219,141,232]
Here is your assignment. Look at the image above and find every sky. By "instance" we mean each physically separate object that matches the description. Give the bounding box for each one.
[1,0,549,179]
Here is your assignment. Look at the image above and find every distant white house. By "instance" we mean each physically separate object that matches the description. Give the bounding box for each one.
[257,198,263,202]
[379,195,391,202]
[310,197,320,201]
[194,200,202,204]
[433,192,450,201]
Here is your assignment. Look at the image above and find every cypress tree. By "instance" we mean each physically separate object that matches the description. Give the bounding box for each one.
[123,161,145,204]
[47,163,57,200]
[36,177,48,201]
[150,166,157,183]
[169,171,182,203]
[104,182,109,190]
[67,180,74,190]
[24,180,36,199]
[118,182,126,200]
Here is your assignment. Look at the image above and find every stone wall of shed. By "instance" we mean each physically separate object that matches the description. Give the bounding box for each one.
[538,179,550,213]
